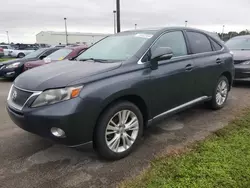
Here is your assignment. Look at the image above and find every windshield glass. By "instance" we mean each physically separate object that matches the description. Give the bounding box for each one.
[24,48,47,58]
[47,48,72,60]
[225,38,250,50]
[76,32,155,61]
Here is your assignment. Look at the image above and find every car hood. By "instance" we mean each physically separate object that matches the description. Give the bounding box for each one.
[15,60,122,91]
[231,50,250,61]
[1,57,37,66]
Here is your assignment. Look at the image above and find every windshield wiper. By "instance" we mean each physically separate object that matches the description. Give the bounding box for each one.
[78,58,108,62]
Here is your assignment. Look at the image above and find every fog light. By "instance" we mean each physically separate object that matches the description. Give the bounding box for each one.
[51,127,66,138]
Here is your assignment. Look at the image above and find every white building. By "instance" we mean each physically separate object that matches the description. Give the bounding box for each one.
[36,31,110,46]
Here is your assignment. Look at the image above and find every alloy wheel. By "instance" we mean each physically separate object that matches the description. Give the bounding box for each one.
[105,110,139,153]
[216,80,228,106]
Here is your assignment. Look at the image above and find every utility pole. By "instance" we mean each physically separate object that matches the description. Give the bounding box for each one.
[135,24,137,30]
[116,0,121,33]
[185,20,188,27]
[6,31,10,44]
[222,25,225,41]
[113,10,117,34]
[64,18,68,45]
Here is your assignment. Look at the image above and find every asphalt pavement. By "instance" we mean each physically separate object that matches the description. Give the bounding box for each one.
[1,80,250,188]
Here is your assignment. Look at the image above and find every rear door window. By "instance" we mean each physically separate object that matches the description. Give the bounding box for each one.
[186,32,213,54]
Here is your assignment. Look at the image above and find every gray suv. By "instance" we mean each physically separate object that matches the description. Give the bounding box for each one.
[7,27,234,160]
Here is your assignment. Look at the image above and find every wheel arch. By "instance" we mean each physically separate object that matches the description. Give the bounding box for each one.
[221,71,232,90]
[93,92,150,142]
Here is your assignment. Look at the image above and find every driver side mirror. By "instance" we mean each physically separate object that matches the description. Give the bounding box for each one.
[39,55,47,60]
[150,47,173,70]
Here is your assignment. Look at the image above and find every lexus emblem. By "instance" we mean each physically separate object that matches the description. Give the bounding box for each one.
[12,90,17,101]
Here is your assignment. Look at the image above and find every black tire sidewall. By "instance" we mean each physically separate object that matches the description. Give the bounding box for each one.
[18,53,25,58]
[94,101,144,160]
[211,76,229,109]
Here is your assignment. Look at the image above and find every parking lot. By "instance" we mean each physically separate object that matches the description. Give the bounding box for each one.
[0,80,250,188]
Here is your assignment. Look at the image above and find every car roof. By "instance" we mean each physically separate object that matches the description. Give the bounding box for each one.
[124,26,211,33]
[230,35,250,39]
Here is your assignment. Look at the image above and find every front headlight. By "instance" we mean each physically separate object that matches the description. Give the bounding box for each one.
[242,61,250,65]
[31,86,83,107]
[6,62,20,68]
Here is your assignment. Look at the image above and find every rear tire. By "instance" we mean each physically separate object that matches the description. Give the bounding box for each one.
[17,53,25,58]
[94,101,143,160]
[209,76,229,110]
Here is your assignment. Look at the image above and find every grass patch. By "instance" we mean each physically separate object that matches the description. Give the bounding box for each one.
[0,58,15,62]
[122,109,250,188]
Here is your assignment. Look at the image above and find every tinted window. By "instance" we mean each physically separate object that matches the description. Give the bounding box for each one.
[24,48,47,58]
[43,49,58,56]
[210,39,222,51]
[152,31,187,57]
[187,32,212,54]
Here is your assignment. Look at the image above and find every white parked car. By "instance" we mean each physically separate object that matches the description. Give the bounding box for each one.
[0,45,14,56]
[9,48,35,58]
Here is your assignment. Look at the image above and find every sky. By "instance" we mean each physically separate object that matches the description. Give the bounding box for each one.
[0,0,250,43]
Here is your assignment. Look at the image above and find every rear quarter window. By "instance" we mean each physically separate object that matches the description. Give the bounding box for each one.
[210,39,223,51]
[186,32,213,54]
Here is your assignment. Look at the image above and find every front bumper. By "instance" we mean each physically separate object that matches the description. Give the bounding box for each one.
[7,97,98,146]
[234,64,250,80]
[0,67,22,78]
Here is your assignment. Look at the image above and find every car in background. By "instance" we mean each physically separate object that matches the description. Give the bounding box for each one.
[0,45,14,56]
[0,47,61,78]
[225,35,250,81]
[9,47,37,58]
[24,45,88,71]
[7,27,234,160]
[0,48,4,58]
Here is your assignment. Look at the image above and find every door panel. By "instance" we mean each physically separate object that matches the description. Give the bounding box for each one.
[149,57,196,117]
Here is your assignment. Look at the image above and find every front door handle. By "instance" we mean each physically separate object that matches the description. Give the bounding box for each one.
[216,58,222,64]
[185,64,193,71]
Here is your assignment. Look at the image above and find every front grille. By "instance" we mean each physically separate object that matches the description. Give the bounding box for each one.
[234,60,244,64]
[9,86,33,107]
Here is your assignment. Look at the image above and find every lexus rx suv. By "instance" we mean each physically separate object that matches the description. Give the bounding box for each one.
[7,27,234,160]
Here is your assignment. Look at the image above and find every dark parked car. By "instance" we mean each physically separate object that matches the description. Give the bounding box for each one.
[0,47,61,78]
[225,35,250,81]
[7,27,234,160]
[24,46,88,71]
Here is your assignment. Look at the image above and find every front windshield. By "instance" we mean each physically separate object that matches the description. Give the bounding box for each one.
[47,48,72,60]
[225,38,250,50]
[24,48,47,58]
[76,32,155,61]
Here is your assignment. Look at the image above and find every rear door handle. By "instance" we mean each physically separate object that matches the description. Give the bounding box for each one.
[216,58,222,64]
[185,64,193,71]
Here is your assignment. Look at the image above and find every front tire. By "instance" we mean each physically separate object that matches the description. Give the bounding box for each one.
[209,76,229,110]
[94,101,143,160]
[17,53,25,58]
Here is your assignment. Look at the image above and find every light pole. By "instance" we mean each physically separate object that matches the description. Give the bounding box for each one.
[185,20,188,27]
[222,25,225,41]
[116,0,121,33]
[135,24,137,30]
[113,10,117,34]
[6,31,10,44]
[64,18,68,45]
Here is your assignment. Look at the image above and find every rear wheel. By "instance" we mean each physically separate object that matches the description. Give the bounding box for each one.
[94,101,143,160]
[17,53,25,58]
[209,76,229,110]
